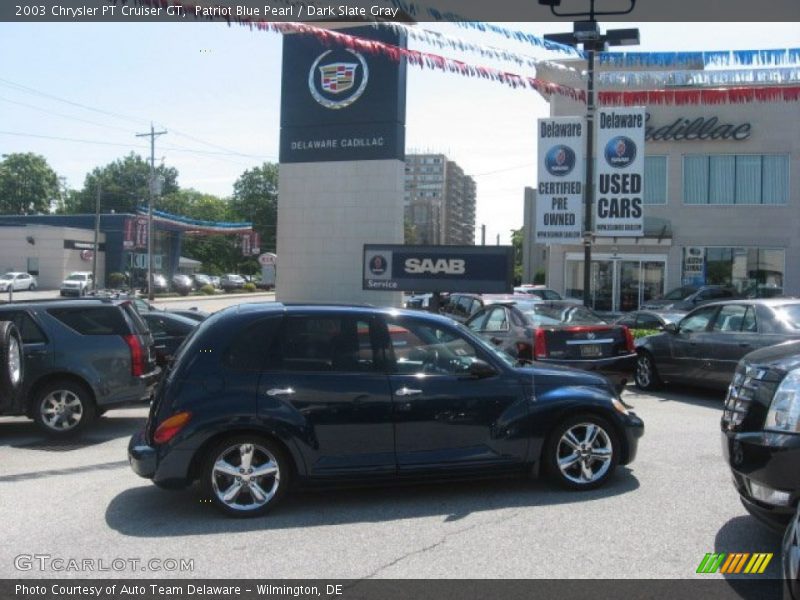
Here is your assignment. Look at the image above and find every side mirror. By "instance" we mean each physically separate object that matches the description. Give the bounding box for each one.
[664,323,678,334]
[467,359,497,379]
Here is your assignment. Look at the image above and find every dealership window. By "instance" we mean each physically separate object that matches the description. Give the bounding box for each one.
[643,156,667,205]
[682,247,784,296]
[683,154,789,205]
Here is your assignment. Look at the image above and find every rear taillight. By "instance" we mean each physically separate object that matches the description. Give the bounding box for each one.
[534,329,547,359]
[123,334,145,377]
[153,411,192,445]
[623,326,635,353]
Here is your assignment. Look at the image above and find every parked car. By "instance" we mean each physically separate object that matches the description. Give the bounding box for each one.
[722,339,800,533]
[613,310,685,334]
[465,299,636,389]
[172,274,194,296]
[640,285,739,311]
[220,274,246,291]
[210,276,221,289]
[59,271,93,296]
[784,502,800,599]
[0,272,37,293]
[141,311,200,367]
[193,274,213,288]
[0,320,24,410]
[0,298,160,435]
[439,293,516,323]
[150,273,169,293]
[635,299,800,391]
[513,285,564,301]
[129,304,644,517]
[92,291,212,323]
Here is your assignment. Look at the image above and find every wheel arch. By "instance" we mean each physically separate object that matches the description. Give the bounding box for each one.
[25,372,98,417]
[541,406,632,467]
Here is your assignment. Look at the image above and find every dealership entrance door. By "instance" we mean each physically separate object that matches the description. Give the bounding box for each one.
[565,253,667,312]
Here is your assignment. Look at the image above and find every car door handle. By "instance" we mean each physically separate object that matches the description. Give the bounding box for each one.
[395,387,422,397]
[25,349,48,356]
[266,388,295,397]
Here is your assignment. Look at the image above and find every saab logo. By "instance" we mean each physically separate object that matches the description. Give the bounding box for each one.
[369,255,388,276]
[309,49,369,110]
[604,136,637,169]
[544,145,576,177]
[404,258,466,275]
[696,552,773,574]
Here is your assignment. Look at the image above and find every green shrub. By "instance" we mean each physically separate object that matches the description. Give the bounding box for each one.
[107,272,126,288]
[243,282,257,292]
[631,328,661,340]
[200,284,216,295]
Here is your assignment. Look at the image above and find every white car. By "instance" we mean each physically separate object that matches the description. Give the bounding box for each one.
[60,272,94,296]
[0,272,37,292]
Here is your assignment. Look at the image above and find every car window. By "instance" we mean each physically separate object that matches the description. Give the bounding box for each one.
[664,286,696,300]
[741,306,757,332]
[271,316,378,373]
[636,314,663,329]
[48,307,129,335]
[712,305,748,332]
[679,306,718,333]
[0,310,47,344]
[616,315,636,327]
[483,307,509,332]
[465,310,489,332]
[384,317,478,376]
[454,296,473,318]
[224,317,282,371]
[145,315,168,336]
[773,304,800,331]
[121,303,149,335]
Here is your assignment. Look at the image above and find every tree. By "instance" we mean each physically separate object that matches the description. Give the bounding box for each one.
[230,163,278,252]
[510,228,524,285]
[0,153,59,215]
[67,153,179,214]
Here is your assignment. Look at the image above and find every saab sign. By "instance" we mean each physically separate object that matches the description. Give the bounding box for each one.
[363,245,513,293]
[280,26,406,163]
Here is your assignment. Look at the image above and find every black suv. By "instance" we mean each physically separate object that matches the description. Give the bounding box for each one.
[0,299,160,435]
[129,303,644,517]
[722,339,800,531]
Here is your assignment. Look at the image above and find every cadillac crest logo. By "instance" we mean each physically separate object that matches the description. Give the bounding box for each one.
[309,49,369,110]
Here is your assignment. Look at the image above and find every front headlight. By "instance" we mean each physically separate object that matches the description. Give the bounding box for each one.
[765,370,800,433]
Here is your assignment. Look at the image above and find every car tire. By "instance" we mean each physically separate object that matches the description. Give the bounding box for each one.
[201,435,291,518]
[32,379,96,436]
[0,321,24,404]
[545,413,619,491]
[634,351,662,391]
[28,283,35,291]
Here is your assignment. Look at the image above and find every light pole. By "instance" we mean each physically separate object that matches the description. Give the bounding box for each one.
[540,0,639,308]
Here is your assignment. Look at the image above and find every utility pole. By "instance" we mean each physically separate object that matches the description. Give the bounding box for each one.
[136,123,167,300]
[92,183,100,290]
[481,224,486,246]
[542,0,639,308]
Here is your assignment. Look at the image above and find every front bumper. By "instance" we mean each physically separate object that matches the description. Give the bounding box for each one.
[721,429,800,531]
[539,353,637,389]
[620,412,645,465]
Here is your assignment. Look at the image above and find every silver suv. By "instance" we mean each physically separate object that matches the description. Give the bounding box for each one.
[60,271,94,296]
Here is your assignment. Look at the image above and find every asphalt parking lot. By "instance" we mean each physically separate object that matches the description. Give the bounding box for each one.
[0,383,783,583]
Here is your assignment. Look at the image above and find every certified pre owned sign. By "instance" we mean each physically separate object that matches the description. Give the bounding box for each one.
[309,49,369,110]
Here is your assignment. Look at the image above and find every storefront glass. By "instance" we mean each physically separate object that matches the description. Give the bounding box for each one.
[566,256,666,312]
[682,247,784,297]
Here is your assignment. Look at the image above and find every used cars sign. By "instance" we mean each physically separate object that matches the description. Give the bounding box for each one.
[363,245,513,293]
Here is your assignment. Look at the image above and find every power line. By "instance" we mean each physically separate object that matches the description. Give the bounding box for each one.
[0,96,137,135]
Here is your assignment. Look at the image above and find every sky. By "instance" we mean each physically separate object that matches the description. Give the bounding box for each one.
[0,21,798,244]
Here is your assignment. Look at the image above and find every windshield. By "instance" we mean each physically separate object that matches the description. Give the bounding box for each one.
[0,274,13,281]
[455,322,516,368]
[664,286,697,300]
[522,304,606,326]
[66,274,86,281]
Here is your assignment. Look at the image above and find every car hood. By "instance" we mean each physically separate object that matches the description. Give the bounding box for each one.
[513,362,611,388]
[740,340,800,372]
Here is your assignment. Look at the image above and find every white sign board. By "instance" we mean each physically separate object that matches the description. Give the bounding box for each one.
[595,107,645,237]
[535,117,585,244]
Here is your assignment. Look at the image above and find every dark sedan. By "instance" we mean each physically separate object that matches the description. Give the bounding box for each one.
[614,310,685,333]
[465,299,636,389]
[141,311,201,367]
[129,304,644,517]
[635,299,800,391]
[722,340,800,533]
[640,285,739,311]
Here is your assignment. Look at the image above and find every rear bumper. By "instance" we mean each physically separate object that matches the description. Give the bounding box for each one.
[538,353,637,388]
[721,429,800,531]
[128,429,157,479]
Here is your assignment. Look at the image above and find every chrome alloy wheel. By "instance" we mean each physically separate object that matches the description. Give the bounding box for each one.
[7,335,21,387]
[40,389,84,431]
[556,423,613,485]
[635,354,653,388]
[211,443,280,512]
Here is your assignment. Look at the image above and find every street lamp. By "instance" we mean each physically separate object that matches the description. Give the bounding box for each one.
[540,0,640,308]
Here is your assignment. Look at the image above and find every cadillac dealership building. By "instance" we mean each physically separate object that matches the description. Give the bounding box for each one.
[530,63,798,312]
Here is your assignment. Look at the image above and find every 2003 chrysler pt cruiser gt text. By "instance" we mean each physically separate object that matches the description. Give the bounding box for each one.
[129,304,644,517]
